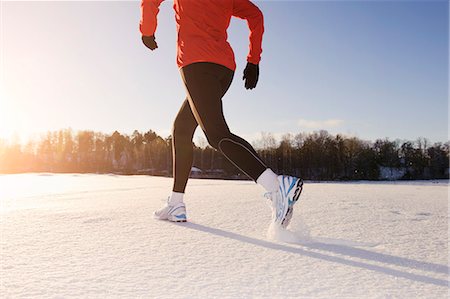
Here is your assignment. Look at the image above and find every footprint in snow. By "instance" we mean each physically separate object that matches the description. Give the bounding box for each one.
[410,218,425,222]
[415,212,432,217]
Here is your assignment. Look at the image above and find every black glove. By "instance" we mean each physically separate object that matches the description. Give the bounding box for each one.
[142,35,158,51]
[242,62,259,90]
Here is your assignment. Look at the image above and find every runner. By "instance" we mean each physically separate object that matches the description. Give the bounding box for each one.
[140,0,303,227]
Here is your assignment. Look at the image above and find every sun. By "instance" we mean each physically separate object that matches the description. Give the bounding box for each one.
[0,88,30,144]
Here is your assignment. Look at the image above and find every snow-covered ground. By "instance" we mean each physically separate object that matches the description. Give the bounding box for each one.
[1,173,448,298]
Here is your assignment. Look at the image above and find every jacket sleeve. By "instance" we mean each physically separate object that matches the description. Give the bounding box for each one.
[232,0,264,64]
[140,0,164,36]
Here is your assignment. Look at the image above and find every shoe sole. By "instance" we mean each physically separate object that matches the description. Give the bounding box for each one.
[281,179,304,228]
[167,214,187,222]
[154,217,188,223]
[153,213,188,222]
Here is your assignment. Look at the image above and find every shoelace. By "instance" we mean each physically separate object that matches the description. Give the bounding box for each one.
[263,192,272,200]
[159,196,170,203]
[264,191,279,208]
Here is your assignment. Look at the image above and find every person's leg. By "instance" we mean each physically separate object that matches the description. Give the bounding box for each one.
[153,98,196,222]
[158,62,303,226]
[172,98,198,193]
[180,62,268,182]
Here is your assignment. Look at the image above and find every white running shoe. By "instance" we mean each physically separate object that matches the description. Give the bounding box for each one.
[154,198,187,222]
[264,175,304,228]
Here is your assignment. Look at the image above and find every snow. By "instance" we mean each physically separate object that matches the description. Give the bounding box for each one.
[1,173,449,298]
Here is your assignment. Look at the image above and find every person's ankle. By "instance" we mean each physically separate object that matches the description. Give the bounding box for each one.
[256,168,279,192]
[169,191,184,205]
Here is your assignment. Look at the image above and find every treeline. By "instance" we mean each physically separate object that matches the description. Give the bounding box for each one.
[0,129,448,180]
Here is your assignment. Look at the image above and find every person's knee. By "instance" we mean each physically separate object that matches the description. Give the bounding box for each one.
[205,130,231,150]
[206,136,219,149]
[173,117,192,140]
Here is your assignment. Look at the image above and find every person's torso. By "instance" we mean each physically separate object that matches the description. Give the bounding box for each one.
[173,0,236,71]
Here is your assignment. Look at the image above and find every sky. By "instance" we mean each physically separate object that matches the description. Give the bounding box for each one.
[1,0,449,146]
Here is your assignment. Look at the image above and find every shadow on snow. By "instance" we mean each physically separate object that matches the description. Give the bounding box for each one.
[176,222,449,288]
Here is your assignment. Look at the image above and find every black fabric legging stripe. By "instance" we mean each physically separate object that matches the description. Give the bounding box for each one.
[172,62,267,193]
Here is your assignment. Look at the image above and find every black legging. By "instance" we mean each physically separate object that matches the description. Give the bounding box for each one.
[172,62,267,193]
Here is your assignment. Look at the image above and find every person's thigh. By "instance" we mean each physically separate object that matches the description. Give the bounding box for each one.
[180,63,232,137]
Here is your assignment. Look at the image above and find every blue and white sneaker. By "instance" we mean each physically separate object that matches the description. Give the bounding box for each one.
[264,175,304,228]
[154,198,187,222]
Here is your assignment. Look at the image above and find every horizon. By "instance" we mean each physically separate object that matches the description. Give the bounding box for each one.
[1,127,448,150]
[1,1,449,145]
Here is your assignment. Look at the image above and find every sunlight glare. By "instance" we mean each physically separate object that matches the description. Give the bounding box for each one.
[0,88,30,143]
[0,174,74,213]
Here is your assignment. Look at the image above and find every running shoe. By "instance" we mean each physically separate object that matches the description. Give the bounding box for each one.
[264,175,304,228]
[154,198,187,222]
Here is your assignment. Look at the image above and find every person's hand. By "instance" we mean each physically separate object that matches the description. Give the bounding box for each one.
[243,62,259,90]
[142,35,158,51]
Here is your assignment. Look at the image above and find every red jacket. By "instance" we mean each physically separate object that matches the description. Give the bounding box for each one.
[140,0,264,71]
